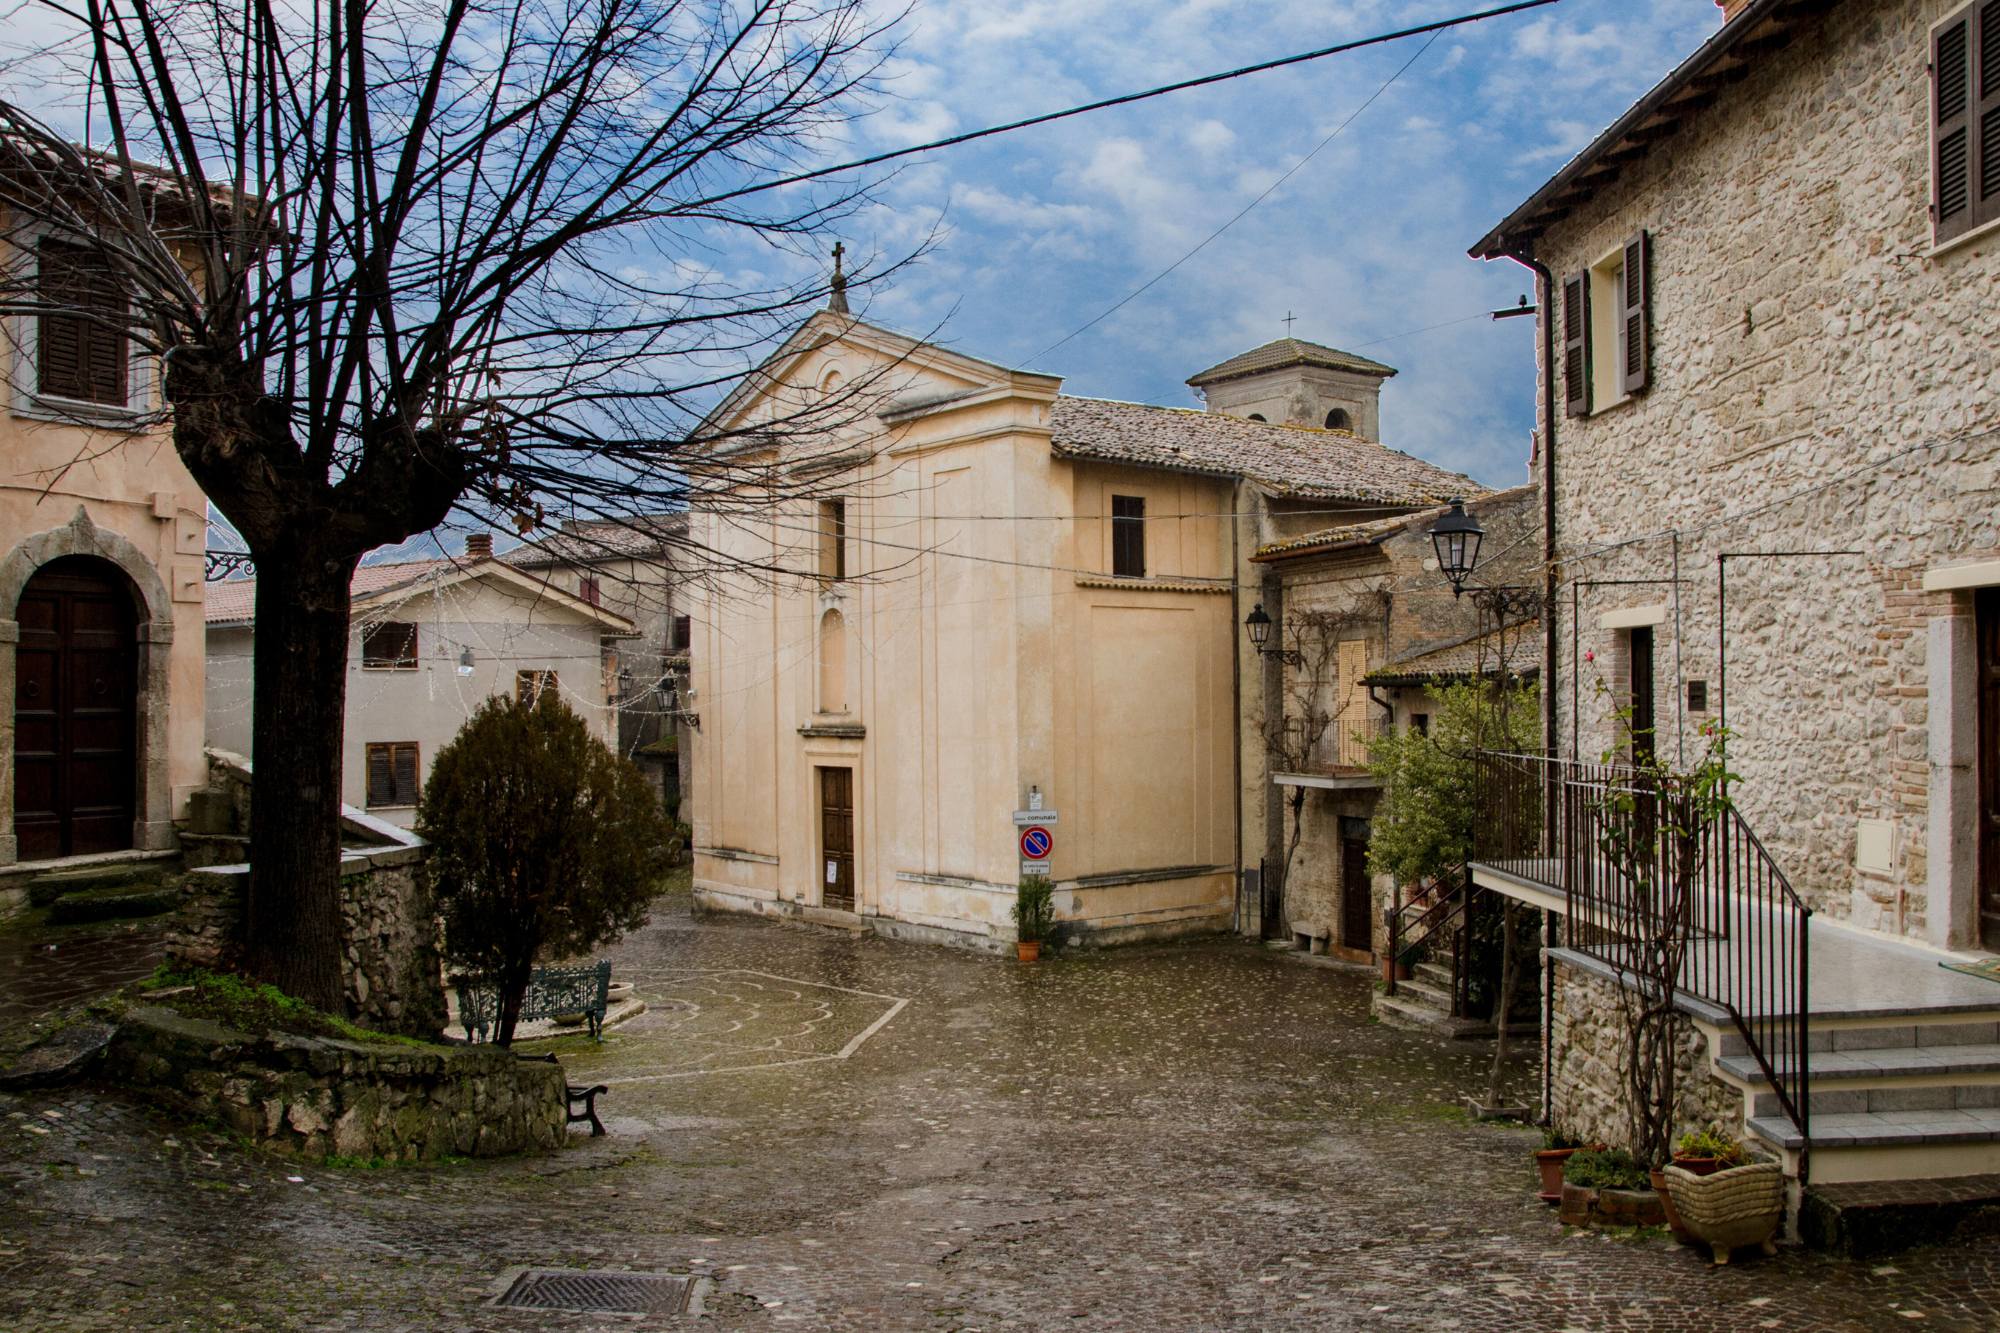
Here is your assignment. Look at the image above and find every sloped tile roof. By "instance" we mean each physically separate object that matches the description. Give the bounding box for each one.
[504,514,686,567]
[204,559,458,625]
[1252,512,1418,561]
[1185,338,1397,386]
[1364,619,1542,686]
[1050,397,1476,505]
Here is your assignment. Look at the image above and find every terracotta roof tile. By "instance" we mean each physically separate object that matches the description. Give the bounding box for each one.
[504,514,686,567]
[1050,396,1477,505]
[205,558,456,625]
[1185,337,1397,386]
[1364,619,1542,685]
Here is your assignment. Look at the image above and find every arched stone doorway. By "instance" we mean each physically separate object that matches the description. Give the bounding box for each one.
[0,506,177,866]
[12,556,140,859]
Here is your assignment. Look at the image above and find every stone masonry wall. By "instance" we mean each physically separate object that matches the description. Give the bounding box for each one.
[1531,0,2000,942]
[103,1006,563,1160]
[1549,961,1742,1153]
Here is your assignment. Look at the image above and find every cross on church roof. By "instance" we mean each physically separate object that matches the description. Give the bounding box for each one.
[828,241,850,315]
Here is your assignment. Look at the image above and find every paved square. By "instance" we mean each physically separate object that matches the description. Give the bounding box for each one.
[4,904,1999,1330]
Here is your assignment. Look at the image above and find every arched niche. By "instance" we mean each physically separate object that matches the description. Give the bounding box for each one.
[818,607,847,714]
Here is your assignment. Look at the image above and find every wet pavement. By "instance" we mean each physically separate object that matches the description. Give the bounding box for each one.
[4,903,2000,1330]
[0,917,167,1027]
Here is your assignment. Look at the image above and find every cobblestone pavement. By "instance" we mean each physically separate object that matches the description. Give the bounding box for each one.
[5,904,2000,1330]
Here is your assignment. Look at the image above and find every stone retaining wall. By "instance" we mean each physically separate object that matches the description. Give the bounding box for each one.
[1549,958,1741,1151]
[104,1006,565,1160]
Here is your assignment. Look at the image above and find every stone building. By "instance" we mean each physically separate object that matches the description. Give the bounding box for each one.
[506,515,691,814]
[1469,0,2000,1192]
[205,538,634,828]
[685,302,1477,951]
[0,214,210,873]
[1248,484,1540,963]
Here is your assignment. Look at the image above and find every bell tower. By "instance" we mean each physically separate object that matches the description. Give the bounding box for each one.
[1186,337,1397,441]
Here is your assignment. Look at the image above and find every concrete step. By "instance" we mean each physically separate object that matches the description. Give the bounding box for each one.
[44,883,177,926]
[1800,1173,2000,1257]
[1412,961,1456,989]
[1723,1044,2000,1120]
[1391,975,1457,1011]
[1371,991,1536,1042]
[1746,1108,2000,1184]
[27,864,162,908]
[1717,1016,2000,1060]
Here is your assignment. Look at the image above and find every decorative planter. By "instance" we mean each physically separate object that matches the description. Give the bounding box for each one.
[1670,1154,1730,1178]
[1662,1161,1785,1265]
[1017,941,1042,963]
[1536,1148,1577,1204]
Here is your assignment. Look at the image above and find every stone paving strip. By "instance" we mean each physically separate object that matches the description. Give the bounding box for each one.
[2,904,1998,1330]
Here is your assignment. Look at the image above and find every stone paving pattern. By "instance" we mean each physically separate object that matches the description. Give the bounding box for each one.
[5,905,2000,1330]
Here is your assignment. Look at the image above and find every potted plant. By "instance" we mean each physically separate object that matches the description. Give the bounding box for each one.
[1671,1125,1746,1177]
[1559,1148,1665,1229]
[1662,1150,1785,1265]
[1013,875,1055,962]
[1535,1127,1583,1205]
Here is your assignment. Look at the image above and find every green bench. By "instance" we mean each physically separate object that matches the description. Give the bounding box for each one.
[455,960,613,1043]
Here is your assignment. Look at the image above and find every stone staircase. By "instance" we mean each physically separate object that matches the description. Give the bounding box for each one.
[1702,1005,2000,1186]
[1372,959,1537,1041]
[22,860,178,927]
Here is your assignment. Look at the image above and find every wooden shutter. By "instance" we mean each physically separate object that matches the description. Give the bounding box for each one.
[1562,270,1590,418]
[672,615,691,651]
[392,743,420,805]
[365,744,394,807]
[38,241,129,406]
[1619,232,1650,397]
[1937,9,1977,243]
[1979,2,2000,226]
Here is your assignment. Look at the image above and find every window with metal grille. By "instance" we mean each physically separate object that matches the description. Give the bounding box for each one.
[1111,495,1145,578]
[365,742,420,807]
[37,239,130,406]
[361,622,419,669]
[517,669,558,705]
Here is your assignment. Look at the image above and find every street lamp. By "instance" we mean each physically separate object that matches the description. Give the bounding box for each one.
[1429,498,1484,597]
[1242,603,1302,667]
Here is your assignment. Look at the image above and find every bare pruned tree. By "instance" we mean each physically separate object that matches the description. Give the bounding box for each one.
[0,0,919,1007]
[1261,603,1373,928]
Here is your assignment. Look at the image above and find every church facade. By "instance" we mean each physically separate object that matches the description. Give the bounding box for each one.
[686,306,1477,950]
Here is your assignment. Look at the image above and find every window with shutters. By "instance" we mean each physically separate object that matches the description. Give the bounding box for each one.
[1566,231,1650,416]
[517,668,558,705]
[365,742,421,808]
[671,614,692,652]
[33,238,133,409]
[361,621,419,669]
[578,574,601,606]
[1932,2,2000,246]
[1111,495,1146,578]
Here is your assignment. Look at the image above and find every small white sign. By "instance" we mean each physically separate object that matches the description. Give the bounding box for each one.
[1011,809,1059,825]
[826,860,839,884]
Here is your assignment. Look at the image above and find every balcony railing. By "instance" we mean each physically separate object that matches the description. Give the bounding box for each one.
[1315,711,1388,772]
[1471,751,1812,1156]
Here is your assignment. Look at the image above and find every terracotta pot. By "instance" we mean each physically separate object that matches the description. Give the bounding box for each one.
[1017,941,1042,963]
[1670,1154,1730,1177]
[1651,1167,1694,1243]
[1535,1148,1577,1204]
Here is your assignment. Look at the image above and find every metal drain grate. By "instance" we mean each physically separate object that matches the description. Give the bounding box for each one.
[495,1269,698,1314]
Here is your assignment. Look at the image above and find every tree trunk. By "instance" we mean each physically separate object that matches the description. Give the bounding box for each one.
[1277,787,1307,936]
[1486,898,1519,1105]
[496,959,535,1048]
[241,547,362,1011]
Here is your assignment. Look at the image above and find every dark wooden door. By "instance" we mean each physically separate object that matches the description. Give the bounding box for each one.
[1978,591,2000,949]
[13,558,137,860]
[1629,626,1656,765]
[819,766,855,911]
[1340,837,1373,952]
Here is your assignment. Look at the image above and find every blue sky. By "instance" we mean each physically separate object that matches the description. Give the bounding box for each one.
[802,0,1722,489]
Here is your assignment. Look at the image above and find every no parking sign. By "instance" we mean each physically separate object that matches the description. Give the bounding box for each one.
[1019,825,1053,862]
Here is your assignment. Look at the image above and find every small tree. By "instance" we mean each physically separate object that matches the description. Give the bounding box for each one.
[418,692,670,1046]
[1260,605,1372,929]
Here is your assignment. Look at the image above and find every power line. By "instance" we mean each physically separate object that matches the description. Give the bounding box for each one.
[1030,28,1445,363]
[687,1,1564,211]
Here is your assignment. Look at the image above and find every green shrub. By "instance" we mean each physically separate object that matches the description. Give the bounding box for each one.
[418,692,671,1045]
[1013,875,1056,945]
[1562,1148,1650,1191]
[1542,1126,1583,1151]
[1675,1126,1746,1164]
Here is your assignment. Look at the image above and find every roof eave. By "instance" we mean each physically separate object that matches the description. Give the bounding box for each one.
[1469,0,1833,259]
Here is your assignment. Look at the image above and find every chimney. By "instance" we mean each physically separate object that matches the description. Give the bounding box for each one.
[1716,0,1752,22]
[465,532,493,559]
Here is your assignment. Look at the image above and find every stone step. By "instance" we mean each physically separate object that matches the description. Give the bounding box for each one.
[1392,974,1457,1011]
[1800,1173,2000,1257]
[27,864,161,908]
[1413,961,1456,989]
[1747,1106,2000,1153]
[1722,1042,2000,1090]
[1717,1016,2000,1060]
[1751,1080,2000,1119]
[44,883,178,926]
[1370,991,1536,1042]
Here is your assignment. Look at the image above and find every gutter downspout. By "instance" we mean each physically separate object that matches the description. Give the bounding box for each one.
[1505,244,1559,1130]
[1230,478,1245,938]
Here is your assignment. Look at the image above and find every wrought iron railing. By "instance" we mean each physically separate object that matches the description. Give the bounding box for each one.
[1471,751,1812,1157]
[1316,711,1388,772]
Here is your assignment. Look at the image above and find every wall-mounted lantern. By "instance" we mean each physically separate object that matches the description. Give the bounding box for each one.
[1428,498,1484,598]
[1243,603,1303,667]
